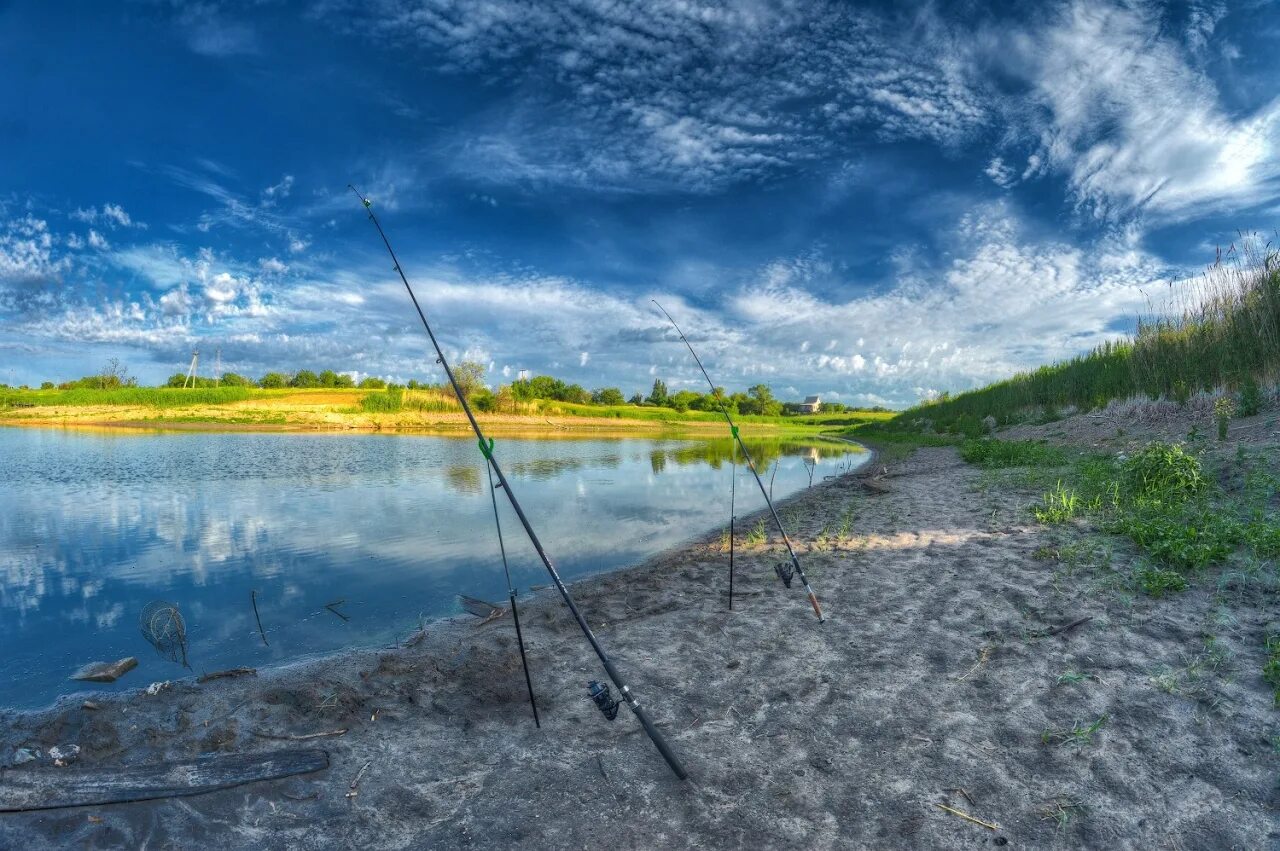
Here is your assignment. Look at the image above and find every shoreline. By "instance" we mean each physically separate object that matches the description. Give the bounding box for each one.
[1,433,1274,848]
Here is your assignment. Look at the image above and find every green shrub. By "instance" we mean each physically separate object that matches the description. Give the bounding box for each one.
[1121,442,1204,504]
[1238,376,1262,417]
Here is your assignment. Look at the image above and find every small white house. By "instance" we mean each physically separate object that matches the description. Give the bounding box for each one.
[799,395,822,413]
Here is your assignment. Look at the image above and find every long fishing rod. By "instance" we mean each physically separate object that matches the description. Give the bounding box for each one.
[351,187,688,780]
[485,462,540,728]
[728,443,736,611]
[652,300,825,623]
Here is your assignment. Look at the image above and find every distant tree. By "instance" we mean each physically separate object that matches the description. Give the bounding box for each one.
[358,376,387,390]
[647,378,669,407]
[259,372,288,388]
[495,383,516,413]
[39,381,55,390]
[317,369,341,388]
[334,372,355,388]
[447,360,487,401]
[166,373,188,388]
[628,393,644,405]
[291,370,320,388]
[669,389,700,412]
[219,372,251,387]
[592,387,625,406]
[95,358,135,390]
[406,379,420,390]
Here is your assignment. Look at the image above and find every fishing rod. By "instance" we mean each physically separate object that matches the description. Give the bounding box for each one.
[351,187,689,780]
[727,443,736,610]
[652,300,825,623]
[485,462,540,728]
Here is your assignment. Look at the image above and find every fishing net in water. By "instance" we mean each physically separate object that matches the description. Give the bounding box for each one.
[139,601,189,669]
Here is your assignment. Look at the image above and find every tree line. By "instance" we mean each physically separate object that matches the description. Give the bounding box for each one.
[20,359,871,416]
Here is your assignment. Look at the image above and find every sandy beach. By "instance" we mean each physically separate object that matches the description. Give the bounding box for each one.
[1,432,1276,849]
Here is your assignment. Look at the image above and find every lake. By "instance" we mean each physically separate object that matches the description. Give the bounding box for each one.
[0,427,866,709]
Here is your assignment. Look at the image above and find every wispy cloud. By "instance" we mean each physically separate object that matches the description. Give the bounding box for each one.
[322,0,991,191]
[991,0,1280,220]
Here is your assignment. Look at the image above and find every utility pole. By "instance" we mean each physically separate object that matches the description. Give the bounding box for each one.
[214,348,222,387]
[183,350,199,389]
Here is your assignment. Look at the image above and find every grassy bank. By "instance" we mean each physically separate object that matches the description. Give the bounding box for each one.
[894,235,1279,435]
[0,385,892,436]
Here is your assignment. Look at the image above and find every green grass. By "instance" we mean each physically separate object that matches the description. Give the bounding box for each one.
[1035,482,1082,523]
[962,439,1068,468]
[0,386,252,408]
[1042,715,1108,747]
[359,386,404,413]
[745,519,767,546]
[1264,633,1280,706]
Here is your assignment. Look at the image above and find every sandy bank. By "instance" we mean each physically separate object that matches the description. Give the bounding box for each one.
[0,443,1275,849]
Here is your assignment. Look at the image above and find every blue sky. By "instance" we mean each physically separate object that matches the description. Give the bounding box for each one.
[2,0,1278,406]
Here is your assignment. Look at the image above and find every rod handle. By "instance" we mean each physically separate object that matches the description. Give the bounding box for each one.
[627,696,689,780]
[807,588,825,623]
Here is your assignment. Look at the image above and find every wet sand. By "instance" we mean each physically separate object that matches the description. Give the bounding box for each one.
[1,443,1276,849]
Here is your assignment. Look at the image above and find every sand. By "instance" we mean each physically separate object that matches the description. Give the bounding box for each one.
[1,436,1276,849]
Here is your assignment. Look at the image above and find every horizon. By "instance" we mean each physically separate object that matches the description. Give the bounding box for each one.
[3,1,1279,407]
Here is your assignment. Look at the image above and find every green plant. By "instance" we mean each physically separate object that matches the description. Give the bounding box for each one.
[1042,715,1107,747]
[1056,670,1094,685]
[1035,482,1081,523]
[745,519,767,546]
[1121,442,1204,505]
[1239,375,1262,418]
[1115,507,1242,571]
[1215,397,1235,440]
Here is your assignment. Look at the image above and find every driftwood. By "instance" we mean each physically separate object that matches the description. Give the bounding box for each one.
[457,595,508,626]
[1029,614,1090,634]
[0,749,329,812]
[251,728,347,742]
[197,667,258,684]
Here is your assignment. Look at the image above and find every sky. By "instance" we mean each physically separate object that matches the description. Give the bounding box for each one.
[1,0,1278,407]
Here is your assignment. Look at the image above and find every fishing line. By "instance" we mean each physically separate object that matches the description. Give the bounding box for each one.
[351,187,688,780]
[652,300,826,623]
[485,462,541,728]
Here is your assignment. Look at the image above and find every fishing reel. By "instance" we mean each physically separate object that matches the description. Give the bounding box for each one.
[774,561,795,588]
[587,680,621,721]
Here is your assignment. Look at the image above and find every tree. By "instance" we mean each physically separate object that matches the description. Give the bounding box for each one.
[259,372,288,388]
[219,372,251,387]
[592,387,625,406]
[291,370,320,388]
[670,389,700,412]
[318,369,341,388]
[166,373,189,388]
[746,384,782,417]
[96,358,135,390]
[358,376,387,389]
[39,381,54,390]
[628,393,644,405]
[447,360,487,401]
[647,378,669,407]
[334,372,355,388]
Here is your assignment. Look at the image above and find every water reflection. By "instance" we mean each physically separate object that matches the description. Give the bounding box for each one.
[0,427,865,709]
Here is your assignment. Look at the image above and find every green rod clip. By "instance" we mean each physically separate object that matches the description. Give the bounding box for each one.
[479,437,494,459]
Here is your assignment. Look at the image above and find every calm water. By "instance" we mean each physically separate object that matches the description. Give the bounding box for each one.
[0,427,866,709]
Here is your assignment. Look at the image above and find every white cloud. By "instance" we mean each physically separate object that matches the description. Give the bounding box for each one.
[999,0,1280,220]
[87,229,110,250]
